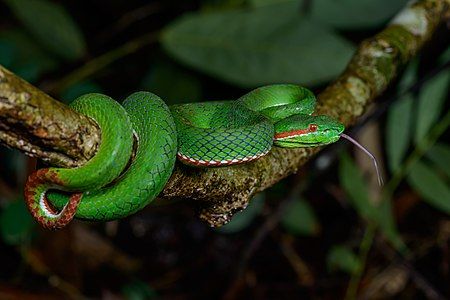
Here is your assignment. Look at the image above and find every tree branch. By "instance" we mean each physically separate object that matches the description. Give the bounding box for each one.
[0,66,100,167]
[0,0,448,226]
[163,0,450,226]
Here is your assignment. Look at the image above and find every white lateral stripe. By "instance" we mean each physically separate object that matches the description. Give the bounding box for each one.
[274,134,303,140]
[274,131,321,141]
[177,150,270,166]
[40,192,62,218]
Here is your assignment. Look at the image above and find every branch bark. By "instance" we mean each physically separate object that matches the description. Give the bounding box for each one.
[0,0,449,226]
[0,67,100,167]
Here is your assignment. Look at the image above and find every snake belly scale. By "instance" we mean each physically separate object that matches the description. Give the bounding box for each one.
[24,84,345,229]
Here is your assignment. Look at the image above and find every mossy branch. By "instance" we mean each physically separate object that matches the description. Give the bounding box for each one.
[0,0,448,226]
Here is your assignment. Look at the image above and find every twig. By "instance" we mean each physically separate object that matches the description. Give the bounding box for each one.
[46,32,159,95]
[237,180,307,278]
[223,177,309,299]
[375,239,447,300]
[345,224,376,300]
[278,233,315,286]
[96,3,164,42]
[20,247,86,300]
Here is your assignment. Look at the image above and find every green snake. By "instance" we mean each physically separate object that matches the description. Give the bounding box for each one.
[25,84,346,229]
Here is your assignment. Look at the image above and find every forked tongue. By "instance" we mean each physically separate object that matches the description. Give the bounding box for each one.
[340,133,384,186]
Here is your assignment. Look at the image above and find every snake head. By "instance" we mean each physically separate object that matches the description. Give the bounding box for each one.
[273,115,344,147]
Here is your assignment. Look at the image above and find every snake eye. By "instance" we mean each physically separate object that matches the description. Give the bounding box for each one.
[309,124,318,132]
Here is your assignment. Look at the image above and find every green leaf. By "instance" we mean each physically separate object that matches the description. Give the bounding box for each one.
[386,61,417,171]
[377,196,405,252]
[414,69,450,143]
[407,160,450,214]
[218,193,264,233]
[426,143,450,178]
[202,0,247,11]
[310,0,409,30]
[438,45,450,64]
[339,153,404,249]
[0,40,15,67]
[162,3,354,87]
[122,279,157,300]
[386,96,414,172]
[0,29,58,82]
[281,198,320,236]
[5,0,86,61]
[327,245,361,274]
[398,59,419,91]
[0,200,35,245]
[141,63,202,104]
[61,81,103,104]
[249,0,297,8]
[339,153,373,221]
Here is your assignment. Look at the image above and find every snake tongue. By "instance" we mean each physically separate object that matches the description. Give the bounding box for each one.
[340,133,384,186]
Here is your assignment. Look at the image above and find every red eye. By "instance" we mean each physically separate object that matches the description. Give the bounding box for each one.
[309,124,318,132]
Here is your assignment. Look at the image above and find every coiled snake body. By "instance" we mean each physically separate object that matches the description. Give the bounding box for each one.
[24,84,344,229]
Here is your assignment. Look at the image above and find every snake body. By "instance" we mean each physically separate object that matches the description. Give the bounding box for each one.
[24,85,344,229]
[172,85,322,166]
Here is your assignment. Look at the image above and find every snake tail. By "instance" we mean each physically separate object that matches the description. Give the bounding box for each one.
[24,169,82,229]
[25,93,135,229]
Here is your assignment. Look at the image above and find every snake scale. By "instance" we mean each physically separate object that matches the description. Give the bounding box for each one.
[24,84,346,229]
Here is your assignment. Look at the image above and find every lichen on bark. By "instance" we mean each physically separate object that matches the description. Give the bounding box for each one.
[0,0,448,226]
